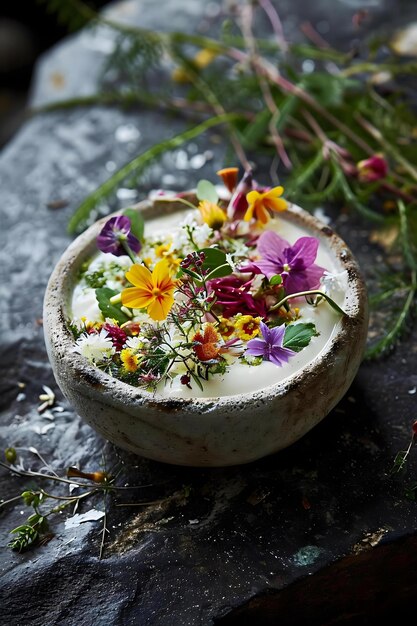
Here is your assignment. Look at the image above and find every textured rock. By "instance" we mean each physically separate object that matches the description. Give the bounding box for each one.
[1,1,417,625]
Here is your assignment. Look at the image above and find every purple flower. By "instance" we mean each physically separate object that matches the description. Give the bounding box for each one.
[245,321,295,367]
[254,231,325,295]
[97,215,141,257]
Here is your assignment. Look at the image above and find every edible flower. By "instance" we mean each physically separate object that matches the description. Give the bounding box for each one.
[357,153,388,182]
[208,274,268,319]
[120,348,140,372]
[244,186,287,224]
[121,260,177,321]
[226,169,254,220]
[216,167,239,193]
[198,200,227,230]
[73,329,115,364]
[192,323,221,362]
[217,317,236,338]
[245,321,295,367]
[97,215,141,257]
[234,315,262,340]
[103,322,127,350]
[254,231,325,295]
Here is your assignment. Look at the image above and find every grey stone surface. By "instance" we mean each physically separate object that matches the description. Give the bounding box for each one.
[1,1,417,625]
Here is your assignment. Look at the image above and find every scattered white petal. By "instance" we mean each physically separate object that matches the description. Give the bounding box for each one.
[32,423,55,435]
[41,410,55,420]
[16,393,26,402]
[408,387,416,395]
[64,509,105,529]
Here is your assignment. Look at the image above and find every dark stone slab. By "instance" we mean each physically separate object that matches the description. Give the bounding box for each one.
[1,1,417,625]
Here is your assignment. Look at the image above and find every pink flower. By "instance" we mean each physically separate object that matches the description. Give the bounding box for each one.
[254,231,325,295]
[208,274,268,319]
[357,154,388,182]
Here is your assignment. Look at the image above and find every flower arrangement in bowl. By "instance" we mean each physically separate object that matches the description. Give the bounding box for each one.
[43,167,368,467]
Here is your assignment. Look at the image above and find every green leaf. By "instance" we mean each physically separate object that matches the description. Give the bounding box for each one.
[123,207,145,242]
[283,323,318,352]
[95,288,130,325]
[196,179,219,204]
[200,247,233,279]
[269,274,282,286]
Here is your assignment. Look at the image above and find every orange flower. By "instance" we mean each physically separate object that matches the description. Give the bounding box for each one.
[192,324,221,361]
[244,186,287,224]
[198,200,227,230]
[121,260,176,321]
[216,167,239,192]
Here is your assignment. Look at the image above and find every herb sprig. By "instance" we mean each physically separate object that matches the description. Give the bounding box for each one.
[35,0,417,357]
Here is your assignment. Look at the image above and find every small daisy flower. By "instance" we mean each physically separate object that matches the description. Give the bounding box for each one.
[74,329,115,364]
[125,336,143,351]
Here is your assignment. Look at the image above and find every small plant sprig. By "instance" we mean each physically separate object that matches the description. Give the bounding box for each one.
[1,447,163,557]
[390,420,417,501]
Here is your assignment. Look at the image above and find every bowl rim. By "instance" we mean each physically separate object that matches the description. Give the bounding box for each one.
[43,194,368,408]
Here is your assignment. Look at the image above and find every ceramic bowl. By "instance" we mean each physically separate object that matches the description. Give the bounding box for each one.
[43,195,368,467]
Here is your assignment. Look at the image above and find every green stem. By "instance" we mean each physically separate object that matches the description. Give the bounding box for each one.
[269,290,347,316]
[120,241,137,263]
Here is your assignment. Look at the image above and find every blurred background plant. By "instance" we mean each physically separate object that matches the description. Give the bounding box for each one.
[1,0,417,359]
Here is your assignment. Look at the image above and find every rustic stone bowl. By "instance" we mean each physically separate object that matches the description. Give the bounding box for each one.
[43,196,368,467]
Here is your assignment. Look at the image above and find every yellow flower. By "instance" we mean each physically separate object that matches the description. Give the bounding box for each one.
[121,260,177,321]
[120,348,140,373]
[244,186,287,224]
[172,48,218,83]
[155,242,182,272]
[234,315,262,340]
[198,200,227,230]
[155,243,171,258]
[217,317,235,339]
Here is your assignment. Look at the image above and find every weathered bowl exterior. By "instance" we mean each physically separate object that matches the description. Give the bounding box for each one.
[43,197,368,467]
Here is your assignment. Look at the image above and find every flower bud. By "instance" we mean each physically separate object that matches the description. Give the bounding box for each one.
[357,154,388,182]
[5,447,17,464]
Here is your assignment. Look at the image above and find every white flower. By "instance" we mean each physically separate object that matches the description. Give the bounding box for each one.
[193,223,213,247]
[320,270,348,296]
[73,330,115,364]
[125,336,142,351]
